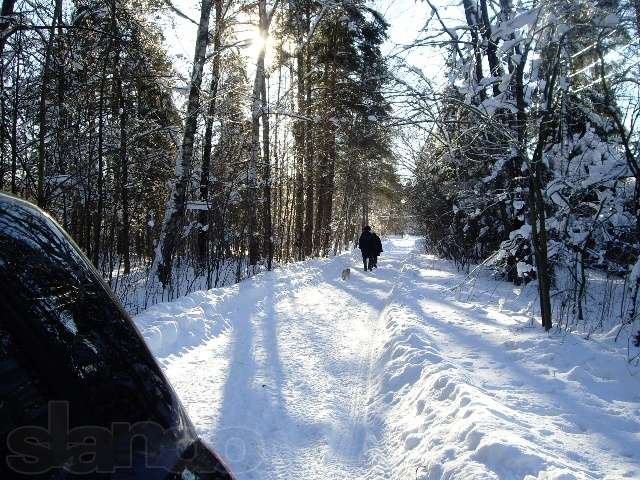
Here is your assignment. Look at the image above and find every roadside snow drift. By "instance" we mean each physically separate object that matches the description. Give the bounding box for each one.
[134,237,640,479]
[367,256,640,480]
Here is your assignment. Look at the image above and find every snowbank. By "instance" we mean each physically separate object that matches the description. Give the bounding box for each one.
[366,254,640,479]
[134,289,231,357]
[133,254,340,358]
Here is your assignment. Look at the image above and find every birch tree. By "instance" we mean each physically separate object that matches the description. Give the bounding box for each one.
[152,0,214,287]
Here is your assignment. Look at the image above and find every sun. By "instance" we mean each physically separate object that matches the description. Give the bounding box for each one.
[246,25,275,65]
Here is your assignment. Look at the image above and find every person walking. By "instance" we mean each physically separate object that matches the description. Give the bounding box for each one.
[370,231,383,268]
[357,225,375,271]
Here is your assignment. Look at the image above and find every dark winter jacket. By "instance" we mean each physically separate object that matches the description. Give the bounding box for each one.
[372,233,383,256]
[358,231,375,256]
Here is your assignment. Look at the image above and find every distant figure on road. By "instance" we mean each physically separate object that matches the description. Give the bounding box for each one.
[358,225,375,271]
[371,231,383,269]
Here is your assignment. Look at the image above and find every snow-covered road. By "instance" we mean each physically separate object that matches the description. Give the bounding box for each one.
[134,237,640,480]
[158,238,415,478]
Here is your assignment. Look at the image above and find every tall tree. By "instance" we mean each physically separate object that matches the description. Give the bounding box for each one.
[152,0,214,287]
[248,0,279,266]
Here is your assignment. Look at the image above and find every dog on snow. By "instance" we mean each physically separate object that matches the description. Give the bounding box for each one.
[341,268,351,280]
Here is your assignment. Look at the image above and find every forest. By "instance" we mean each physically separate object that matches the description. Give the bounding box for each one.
[0,0,638,342]
[0,0,404,312]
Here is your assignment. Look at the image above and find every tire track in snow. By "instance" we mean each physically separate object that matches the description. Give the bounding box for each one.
[329,298,376,462]
[327,247,416,479]
[159,239,418,479]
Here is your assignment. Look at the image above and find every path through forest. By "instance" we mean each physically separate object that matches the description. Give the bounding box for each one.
[135,237,640,480]
[158,238,414,478]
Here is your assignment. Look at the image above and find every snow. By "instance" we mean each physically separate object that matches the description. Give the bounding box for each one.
[597,14,619,28]
[516,261,534,276]
[508,10,539,30]
[186,200,210,211]
[135,237,640,479]
[483,156,510,183]
[135,289,229,357]
[630,258,640,286]
[509,223,532,240]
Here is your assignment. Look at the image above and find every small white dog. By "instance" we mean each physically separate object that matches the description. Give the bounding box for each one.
[341,268,351,280]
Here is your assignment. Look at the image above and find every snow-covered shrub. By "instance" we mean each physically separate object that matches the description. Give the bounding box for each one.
[409,0,639,332]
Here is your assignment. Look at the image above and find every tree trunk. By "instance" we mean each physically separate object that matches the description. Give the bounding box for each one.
[362,160,369,227]
[528,162,553,331]
[273,63,282,261]
[261,70,273,270]
[198,0,224,261]
[117,76,130,274]
[462,0,485,102]
[247,0,279,266]
[0,0,16,57]
[92,64,108,267]
[108,0,130,275]
[10,36,18,194]
[248,0,268,267]
[303,45,314,257]
[293,46,306,260]
[515,37,563,332]
[479,0,503,97]
[320,57,337,255]
[625,257,640,325]
[152,0,214,286]
[36,0,62,208]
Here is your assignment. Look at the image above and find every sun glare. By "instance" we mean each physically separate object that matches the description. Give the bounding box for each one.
[246,26,275,66]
